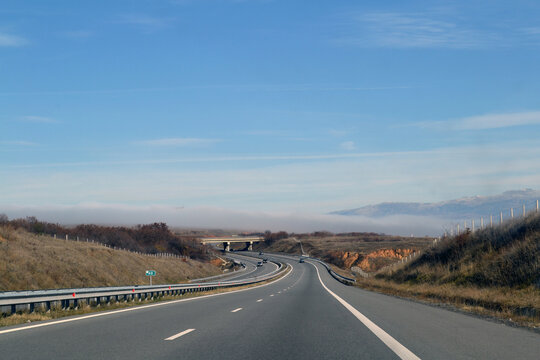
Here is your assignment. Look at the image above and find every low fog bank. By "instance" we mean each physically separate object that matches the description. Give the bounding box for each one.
[1,204,447,237]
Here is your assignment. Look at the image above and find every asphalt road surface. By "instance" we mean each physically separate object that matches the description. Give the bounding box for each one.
[1,254,538,359]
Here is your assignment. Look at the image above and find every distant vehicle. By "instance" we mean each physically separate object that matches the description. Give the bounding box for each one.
[259,251,263,255]
[257,261,263,267]
[299,258,304,263]
[262,259,268,263]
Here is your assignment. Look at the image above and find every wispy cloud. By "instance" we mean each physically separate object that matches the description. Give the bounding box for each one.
[340,141,356,151]
[0,32,28,47]
[416,111,540,130]
[19,116,59,124]
[336,11,496,49]
[5,150,432,169]
[138,137,220,146]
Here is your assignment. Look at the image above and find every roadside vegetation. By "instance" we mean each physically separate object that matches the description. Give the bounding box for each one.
[0,226,222,291]
[0,215,209,259]
[358,213,540,329]
[254,231,433,271]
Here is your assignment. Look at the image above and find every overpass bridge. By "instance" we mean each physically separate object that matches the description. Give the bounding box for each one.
[199,236,264,251]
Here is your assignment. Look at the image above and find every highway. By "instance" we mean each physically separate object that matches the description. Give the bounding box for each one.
[0,253,538,359]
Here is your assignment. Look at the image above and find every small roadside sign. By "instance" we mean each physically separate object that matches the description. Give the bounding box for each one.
[145,270,156,285]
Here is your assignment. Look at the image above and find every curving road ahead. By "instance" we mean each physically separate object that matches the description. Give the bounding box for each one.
[0,254,538,359]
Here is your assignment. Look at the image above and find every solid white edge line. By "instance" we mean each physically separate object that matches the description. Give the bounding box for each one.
[165,328,195,341]
[310,262,421,360]
[231,308,243,313]
[0,263,293,336]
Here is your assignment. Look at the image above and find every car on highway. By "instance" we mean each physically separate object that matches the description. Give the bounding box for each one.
[256,261,263,267]
[299,258,304,263]
[263,259,268,263]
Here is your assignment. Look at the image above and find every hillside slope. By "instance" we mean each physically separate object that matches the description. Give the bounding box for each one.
[0,226,221,291]
[360,213,540,327]
[381,212,540,287]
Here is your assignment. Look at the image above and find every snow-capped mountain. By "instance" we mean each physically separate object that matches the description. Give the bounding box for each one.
[331,189,540,220]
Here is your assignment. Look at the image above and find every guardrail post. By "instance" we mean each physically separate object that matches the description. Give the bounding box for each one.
[11,304,16,314]
[45,301,51,311]
[29,303,35,313]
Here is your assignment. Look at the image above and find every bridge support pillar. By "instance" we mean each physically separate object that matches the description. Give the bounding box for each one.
[246,241,253,251]
[223,242,231,251]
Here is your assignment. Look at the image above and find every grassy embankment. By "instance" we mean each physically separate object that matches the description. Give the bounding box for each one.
[358,213,540,329]
[0,226,223,291]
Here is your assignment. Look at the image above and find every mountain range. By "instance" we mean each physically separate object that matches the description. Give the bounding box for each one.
[331,189,540,221]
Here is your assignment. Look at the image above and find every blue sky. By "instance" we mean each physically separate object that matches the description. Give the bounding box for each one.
[2,0,540,230]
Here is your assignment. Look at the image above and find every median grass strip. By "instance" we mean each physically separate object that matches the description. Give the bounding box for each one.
[0,264,290,328]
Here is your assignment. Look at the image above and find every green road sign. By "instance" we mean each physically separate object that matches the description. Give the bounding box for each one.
[145,270,156,276]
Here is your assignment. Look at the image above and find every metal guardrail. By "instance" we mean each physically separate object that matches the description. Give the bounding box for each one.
[308,258,356,285]
[0,261,285,316]
[248,250,356,285]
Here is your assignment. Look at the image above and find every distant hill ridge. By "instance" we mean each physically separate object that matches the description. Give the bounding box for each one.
[331,189,540,220]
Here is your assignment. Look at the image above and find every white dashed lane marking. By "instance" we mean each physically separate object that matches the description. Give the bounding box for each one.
[165,329,195,341]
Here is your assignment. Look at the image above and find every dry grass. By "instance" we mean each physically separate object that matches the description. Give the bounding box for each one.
[355,277,540,329]
[0,226,222,291]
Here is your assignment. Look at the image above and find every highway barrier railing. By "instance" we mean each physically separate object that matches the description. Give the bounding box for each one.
[0,261,286,316]
[247,250,356,285]
[307,258,356,285]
